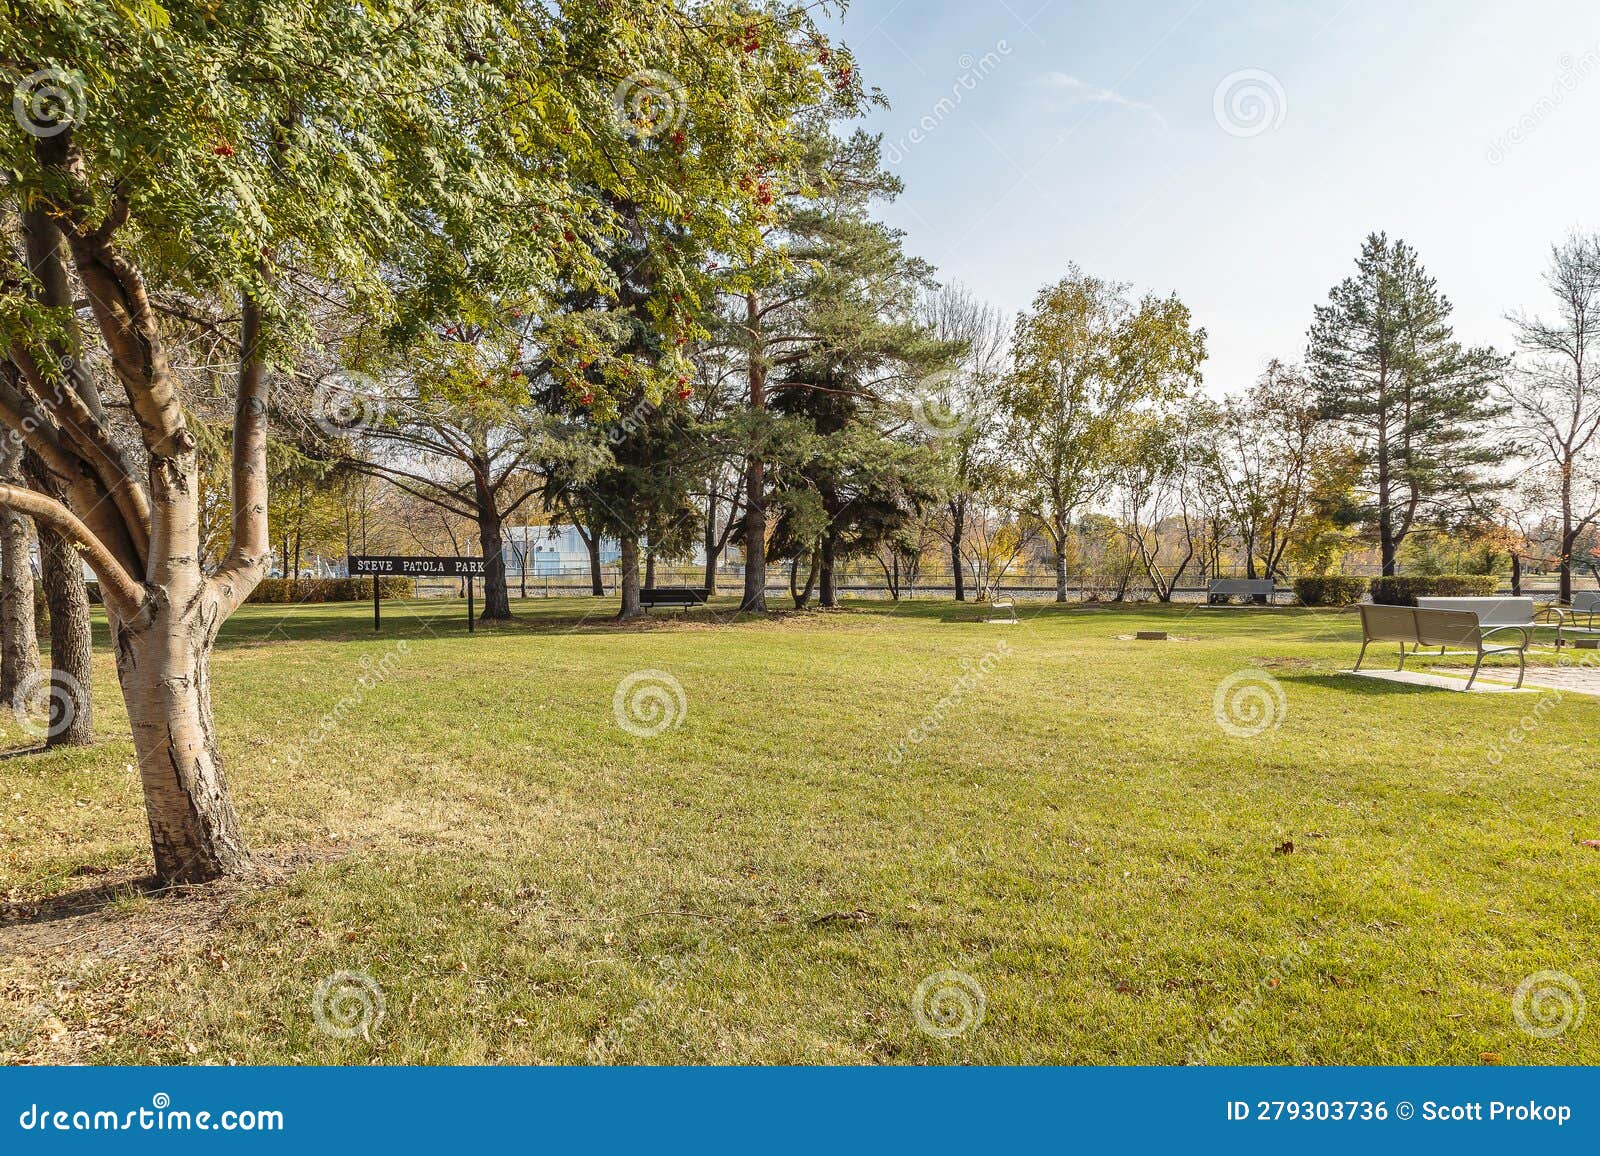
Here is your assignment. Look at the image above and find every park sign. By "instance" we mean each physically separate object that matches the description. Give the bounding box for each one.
[348,555,487,631]
[350,555,488,577]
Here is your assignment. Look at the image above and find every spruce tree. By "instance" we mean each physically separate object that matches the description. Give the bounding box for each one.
[1308,233,1506,575]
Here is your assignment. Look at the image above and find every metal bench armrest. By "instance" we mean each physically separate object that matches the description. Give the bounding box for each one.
[1482,623,1531,638]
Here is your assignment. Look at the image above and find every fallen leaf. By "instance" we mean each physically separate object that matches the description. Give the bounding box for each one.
[1480,1052,1502,1065]
[1581,840,1600,850]
[1274,840,1295,856]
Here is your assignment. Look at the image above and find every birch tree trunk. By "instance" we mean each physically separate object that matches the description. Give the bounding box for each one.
[0,507,39,704]
[113,589,250,882]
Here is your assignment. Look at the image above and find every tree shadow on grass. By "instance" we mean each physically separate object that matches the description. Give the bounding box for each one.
[205,598,884,649]
[0,845,347,962]
[0,873,160,932]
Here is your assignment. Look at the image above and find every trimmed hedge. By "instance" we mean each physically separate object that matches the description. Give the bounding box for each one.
[247,576,413,604]
[88,576,413,605]
[1292,576,1368,607]
[1368,574,1498,606]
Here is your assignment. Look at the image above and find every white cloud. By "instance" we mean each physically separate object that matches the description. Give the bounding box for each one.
[1034,72,1168,127]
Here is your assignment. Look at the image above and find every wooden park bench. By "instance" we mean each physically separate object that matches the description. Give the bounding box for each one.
[1206,578,1276,605]
[638,587,709,613]
[1355,604,1530,690]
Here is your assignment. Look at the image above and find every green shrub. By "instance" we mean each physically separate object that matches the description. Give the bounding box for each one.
[1292,576,1368,606]
[90,576,412,605]
[247,576,413,604]
[1368,574,1499,606]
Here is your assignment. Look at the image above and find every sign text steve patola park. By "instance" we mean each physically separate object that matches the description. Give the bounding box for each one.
[349,555,487,577]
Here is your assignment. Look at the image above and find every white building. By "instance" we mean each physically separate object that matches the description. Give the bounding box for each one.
[501,524,623,575]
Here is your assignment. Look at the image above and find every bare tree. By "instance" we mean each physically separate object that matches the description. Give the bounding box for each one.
[1117,404,1207,601]
[916,284,1008,601]
[1199,363,1332,585]
[1501,233,1600,602]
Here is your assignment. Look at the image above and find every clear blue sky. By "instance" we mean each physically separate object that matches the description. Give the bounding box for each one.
[828,0,1600,392]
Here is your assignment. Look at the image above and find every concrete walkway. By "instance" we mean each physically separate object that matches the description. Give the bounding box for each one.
[1347,669,1537,693]
[1347,664,1600,697]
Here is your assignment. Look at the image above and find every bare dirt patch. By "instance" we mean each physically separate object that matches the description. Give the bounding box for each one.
[1250,657,1325,671]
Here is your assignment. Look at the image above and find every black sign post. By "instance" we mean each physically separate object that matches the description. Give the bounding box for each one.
[349,556,488,632]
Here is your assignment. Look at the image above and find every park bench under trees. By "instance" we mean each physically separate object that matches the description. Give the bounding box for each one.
[1355,604,1531,690]
[1547,591,1600,653]
[638,588,709,613]
[984,591,1018,624]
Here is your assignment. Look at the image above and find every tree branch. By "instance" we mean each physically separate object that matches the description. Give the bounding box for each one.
[210,291,272,613]
[0,482,142,619]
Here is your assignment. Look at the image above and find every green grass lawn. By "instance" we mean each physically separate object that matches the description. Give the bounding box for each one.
[2,595,1597,1064]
